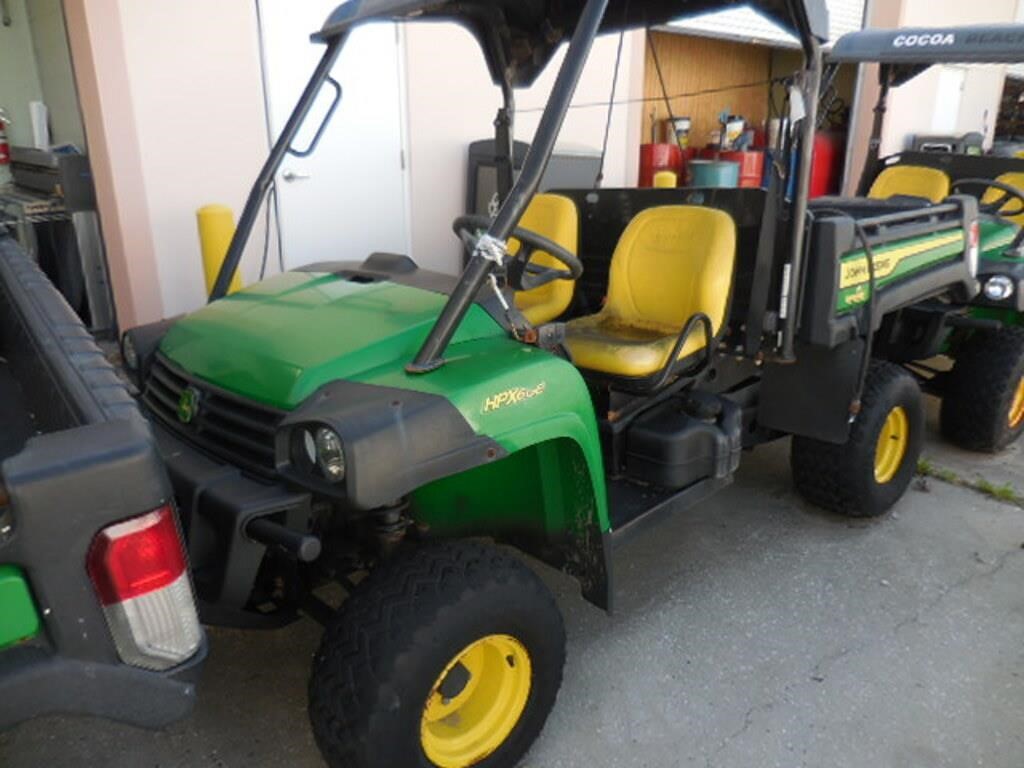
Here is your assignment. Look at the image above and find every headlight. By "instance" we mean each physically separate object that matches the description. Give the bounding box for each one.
[121,333,139,371]
[984,275,1015,302]
[292,425,346,483]
[314,428,346,482]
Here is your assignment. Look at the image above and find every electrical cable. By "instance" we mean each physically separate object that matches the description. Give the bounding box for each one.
[259,182,273,280]
[813,208,880,415]
[850,219,880,413]
[254,0,286,277]
[646,28,678,127]
[517,79,784,114]
[594,30,626,188]
[594,0,630,187]
[273,183,284,272]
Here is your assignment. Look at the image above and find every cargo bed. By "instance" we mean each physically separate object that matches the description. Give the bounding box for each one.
[0,360,34,462]
[0,233,206,729]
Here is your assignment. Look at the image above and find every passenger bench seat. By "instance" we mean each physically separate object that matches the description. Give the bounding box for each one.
[868,165,951,204]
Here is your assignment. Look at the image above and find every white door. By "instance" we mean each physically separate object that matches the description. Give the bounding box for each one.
[931,66,966,134]
[257,2,410,269]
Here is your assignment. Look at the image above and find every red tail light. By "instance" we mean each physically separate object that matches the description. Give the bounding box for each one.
[87,505,201,670]
[87,506,187,604]
[967,220,980,277]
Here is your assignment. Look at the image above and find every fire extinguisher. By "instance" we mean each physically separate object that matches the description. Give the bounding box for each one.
[0,111,10,167]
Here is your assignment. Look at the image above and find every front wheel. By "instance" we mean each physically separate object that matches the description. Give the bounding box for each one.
[940,327,1024,453]
[791,361,924,517]
[308,541,566,768]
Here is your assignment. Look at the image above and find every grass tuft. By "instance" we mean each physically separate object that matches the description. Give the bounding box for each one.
[916,457,1024,509]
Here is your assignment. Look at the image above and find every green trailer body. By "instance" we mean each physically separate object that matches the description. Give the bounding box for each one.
[0,566,40,650]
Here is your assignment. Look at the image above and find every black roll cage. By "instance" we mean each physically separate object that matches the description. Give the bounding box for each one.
[210,0,825,371]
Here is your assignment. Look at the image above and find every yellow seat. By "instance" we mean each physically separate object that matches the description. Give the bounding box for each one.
[511,194,579,325]
[564,206,736,381]
[868,166,951,203]
[982,172,1024,225]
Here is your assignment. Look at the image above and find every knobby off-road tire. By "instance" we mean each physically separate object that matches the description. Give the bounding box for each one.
[308,541,566,768]
[791,361,924,518]
[940,327,1024,453]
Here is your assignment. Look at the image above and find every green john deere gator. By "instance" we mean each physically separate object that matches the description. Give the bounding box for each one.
[827,26,1024,452]
[121,4,1002,767]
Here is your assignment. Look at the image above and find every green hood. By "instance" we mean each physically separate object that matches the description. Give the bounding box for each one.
[159,272,503,410]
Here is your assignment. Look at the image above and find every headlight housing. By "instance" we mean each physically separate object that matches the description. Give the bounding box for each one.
[291,425,346,484]
[121,332,139,371]
[983,275,1015,302]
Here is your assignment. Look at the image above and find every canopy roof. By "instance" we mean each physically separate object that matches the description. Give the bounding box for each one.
[830,24,1024,65]
[314,0,829,86]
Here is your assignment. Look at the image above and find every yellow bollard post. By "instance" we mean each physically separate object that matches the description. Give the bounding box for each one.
[653,170,678,188]
[197,204,242,297]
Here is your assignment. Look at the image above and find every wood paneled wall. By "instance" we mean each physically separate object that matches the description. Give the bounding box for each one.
[643,32,772,147]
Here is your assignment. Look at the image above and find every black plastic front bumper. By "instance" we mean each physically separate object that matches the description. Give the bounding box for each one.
[152,422,311,627]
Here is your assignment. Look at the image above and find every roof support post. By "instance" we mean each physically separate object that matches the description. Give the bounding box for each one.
[209,36,346,302]
[856,65,891,196]
[494,81,516,206]
[408,0,610,372]
[779,34,824,362]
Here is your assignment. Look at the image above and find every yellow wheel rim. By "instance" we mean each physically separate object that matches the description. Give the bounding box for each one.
[421,634,531,767]
[875,406,910,484]
[1010,377,1024,429]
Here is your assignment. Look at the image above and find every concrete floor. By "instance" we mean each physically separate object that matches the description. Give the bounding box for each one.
[2,402,1023,768]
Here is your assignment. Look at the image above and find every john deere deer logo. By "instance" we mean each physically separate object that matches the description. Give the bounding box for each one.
[178,386,202,424]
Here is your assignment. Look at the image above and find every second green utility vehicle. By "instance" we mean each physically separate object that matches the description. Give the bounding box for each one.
[827,26,1024,452]
[123,4,996,767]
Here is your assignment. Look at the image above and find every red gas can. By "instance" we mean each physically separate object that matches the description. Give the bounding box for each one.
[639,143,682,187]
[810,132,846,198]
[0,118,10,167]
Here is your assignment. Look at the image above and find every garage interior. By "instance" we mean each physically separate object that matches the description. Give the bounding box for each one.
[0,0,113,335]
[636,27,858,194]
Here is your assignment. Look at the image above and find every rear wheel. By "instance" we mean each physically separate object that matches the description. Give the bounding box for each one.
[940,327,1024,453]
[308,541,565,768]
[791,361,924,517]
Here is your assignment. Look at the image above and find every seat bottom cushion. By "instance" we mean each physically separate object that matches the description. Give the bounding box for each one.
[564,313,708,378]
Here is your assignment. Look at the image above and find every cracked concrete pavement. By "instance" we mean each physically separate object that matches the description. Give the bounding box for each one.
[2,401,1023,768]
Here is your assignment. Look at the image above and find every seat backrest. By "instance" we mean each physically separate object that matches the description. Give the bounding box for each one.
[512,194,579,324]
[604,205,737,335]
[984,172,1024,226]
[868,166,951,203]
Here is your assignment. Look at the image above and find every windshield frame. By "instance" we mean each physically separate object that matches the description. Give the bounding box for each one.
[210,0,824,370]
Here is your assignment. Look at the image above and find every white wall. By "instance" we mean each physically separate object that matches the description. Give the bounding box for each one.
[403,24,644,275]
[27,0,86,149]
[116,0,271,317]
[517,30,644,188]
[71,7,645,316]
[0,0,85,149]
[0,0,44,147]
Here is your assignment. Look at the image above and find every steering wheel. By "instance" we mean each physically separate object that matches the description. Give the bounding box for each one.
[952,178,1024,218]
[452,214,583,291]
